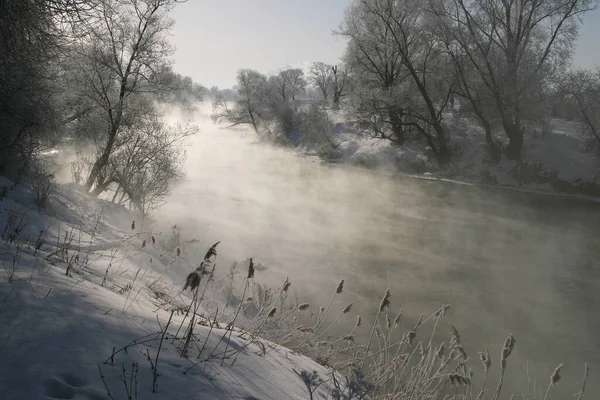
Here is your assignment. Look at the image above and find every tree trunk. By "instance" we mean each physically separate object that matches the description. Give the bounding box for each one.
[503,122,524,160]
[482,120,501,161]
[388,108,404,144]
[90,179,112,197]
[503,42,523,160]
[433,121,449,163]
[111,184,121,203]
[332,90,340,110]
[85,123,119,192]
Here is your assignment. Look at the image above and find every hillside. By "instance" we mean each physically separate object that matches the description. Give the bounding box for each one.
[0,178,336,400]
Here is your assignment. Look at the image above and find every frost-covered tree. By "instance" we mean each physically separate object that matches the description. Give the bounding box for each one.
[430,0,597,159]
[211,69,269,132]
[0,0,96,179]
[269,68,307,102]
[109,116,195,218]
[309,63,349,108]
[212,68,307,139]
[331,65,350,109]
[340,0,455,158]
[65,0,184,195]
[560,68,600,147]
[309,62,334,101]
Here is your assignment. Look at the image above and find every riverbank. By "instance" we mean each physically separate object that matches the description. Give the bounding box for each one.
[3,114,598,398]
[0,177,341,399]
[300,111,600,201]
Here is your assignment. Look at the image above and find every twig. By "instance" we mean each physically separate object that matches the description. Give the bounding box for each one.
[575,363,589,400]
[103,332,160,364]
[221,278,249,366]
[153,310,174,393]
[198,307,219,357]
[97,365,115,400]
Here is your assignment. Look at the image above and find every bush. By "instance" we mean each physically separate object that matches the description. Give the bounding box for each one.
[317,142,343,161]
[30,166,54,210]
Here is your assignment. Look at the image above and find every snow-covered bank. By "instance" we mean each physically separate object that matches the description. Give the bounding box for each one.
[304,112,600,202]
[0,179,336,400]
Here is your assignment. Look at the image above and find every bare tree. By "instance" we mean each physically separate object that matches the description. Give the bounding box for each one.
[67,0,181,195]
[211,69,269,132]
[331,65,349,109]
[270,68,307,102]
[309,62,349,108]
[0,0,96,179]
[110,117,195,220]
[309,62,333,101]
[263,68,307,138]
[160,72,206,112]
[561,68,600,147]
[430,0,597,159]
[340,0,454,158]
[339,0,411,145]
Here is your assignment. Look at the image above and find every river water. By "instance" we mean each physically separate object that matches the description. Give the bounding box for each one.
[164,108,600,397]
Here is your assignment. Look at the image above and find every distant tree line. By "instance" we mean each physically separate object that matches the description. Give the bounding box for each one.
[214,0,600,164]
[0,0,203,217]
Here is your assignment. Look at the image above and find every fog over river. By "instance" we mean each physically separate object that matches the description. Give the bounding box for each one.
[163,106,600,397]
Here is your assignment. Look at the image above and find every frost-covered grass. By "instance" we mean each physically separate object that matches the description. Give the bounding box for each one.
[0,177,592,399]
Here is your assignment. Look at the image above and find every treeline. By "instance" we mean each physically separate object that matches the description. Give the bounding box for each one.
[214,0,600,163]
[211,66,348,150]
[0,0,202,216]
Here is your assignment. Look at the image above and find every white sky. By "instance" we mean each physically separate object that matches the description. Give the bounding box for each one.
[170,1,600,88]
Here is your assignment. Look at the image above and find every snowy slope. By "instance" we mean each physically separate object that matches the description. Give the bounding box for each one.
[0,179,337,400]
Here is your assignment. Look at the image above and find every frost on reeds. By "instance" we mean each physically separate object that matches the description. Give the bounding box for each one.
[361,288,391,370]
[336,279,344,294]
[295,279,354,353]
[540,363,564,400]
[479,348,491,371]
[147,267,589,400]
[220,257,256,365]
[177,242,221,357]
[282,277,291,293]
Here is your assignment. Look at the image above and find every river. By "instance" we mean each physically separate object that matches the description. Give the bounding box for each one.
[163,107,600,398]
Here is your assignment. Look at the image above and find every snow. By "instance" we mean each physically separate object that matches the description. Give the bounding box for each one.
[0,179,336,400]
[312,112,600,200]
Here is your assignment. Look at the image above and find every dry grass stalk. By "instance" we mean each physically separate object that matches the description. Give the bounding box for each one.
[362,288,391,370]
[220,258,255,365]
[575,363,589,400]
[336,279,344,294]
[491,333,516,400]
[282,278,291,292]
[542,363,563,400]
[153,311,173,393]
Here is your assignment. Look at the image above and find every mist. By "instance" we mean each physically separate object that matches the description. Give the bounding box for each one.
[155,103,600,397]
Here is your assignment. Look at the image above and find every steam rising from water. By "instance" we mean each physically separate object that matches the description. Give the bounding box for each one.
[161,103,600,397]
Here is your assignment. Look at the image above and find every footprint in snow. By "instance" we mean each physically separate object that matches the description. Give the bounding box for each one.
[42,378,76,399]
[57,373,86,388]
[41,373,108,400]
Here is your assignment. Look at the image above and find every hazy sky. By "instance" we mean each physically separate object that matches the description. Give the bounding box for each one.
[170,1,600,88]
